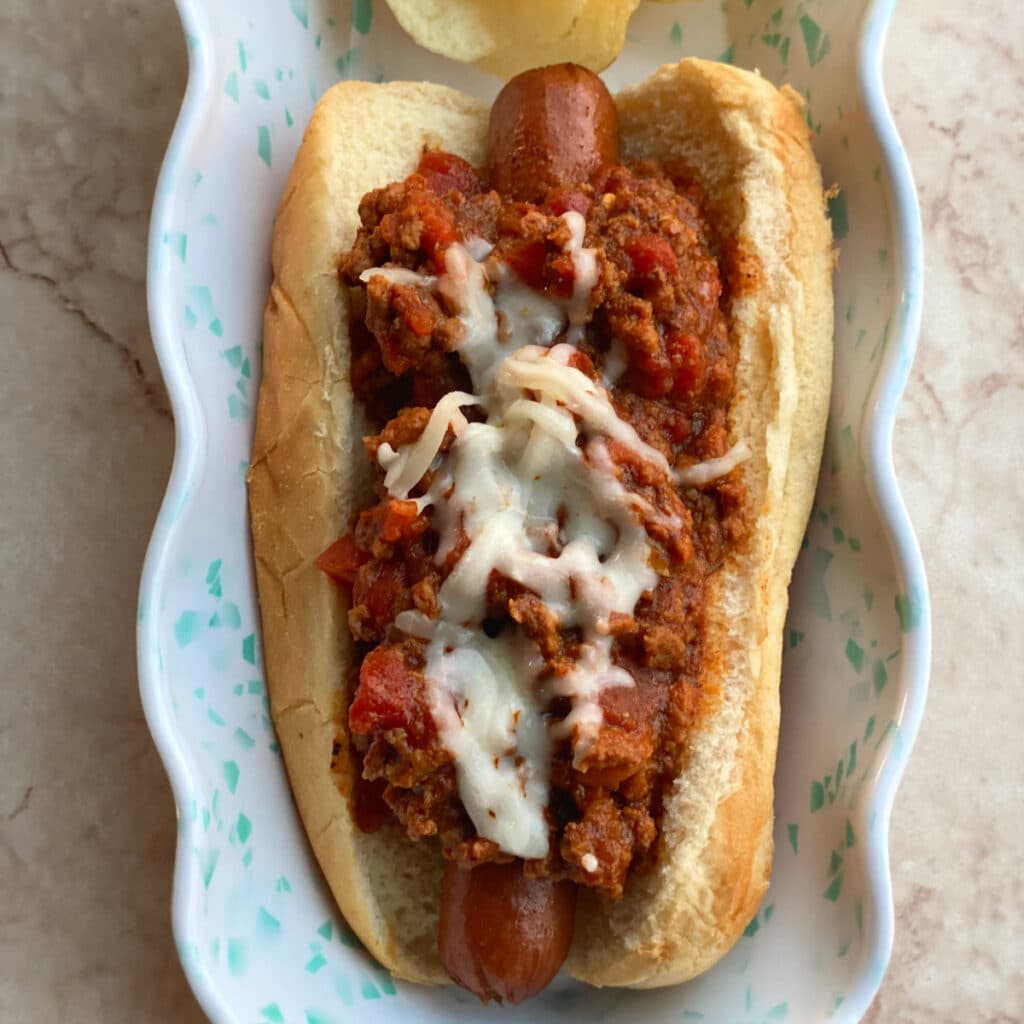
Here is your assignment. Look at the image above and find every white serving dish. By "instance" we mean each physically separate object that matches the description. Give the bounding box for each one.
[141,1,929,1021]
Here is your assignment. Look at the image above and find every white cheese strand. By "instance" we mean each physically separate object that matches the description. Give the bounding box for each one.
[377,391,480,498]
[562,211,599,344]
[603,337,628,387]
[504,398,578,449]
[359,266,438,289]
[675,440,751,487]
[464,235,494,262]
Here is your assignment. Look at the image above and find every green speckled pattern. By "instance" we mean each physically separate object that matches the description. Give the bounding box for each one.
[142,1,928,1021]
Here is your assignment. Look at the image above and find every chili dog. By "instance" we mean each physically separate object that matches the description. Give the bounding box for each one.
[250,59,833,1001]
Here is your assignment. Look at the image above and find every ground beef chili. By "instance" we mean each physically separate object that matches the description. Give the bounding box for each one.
[318,149,746,900]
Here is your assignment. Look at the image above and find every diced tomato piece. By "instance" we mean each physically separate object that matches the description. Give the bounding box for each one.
[625,234,678,280]
[665,330,705,397]
[627,351,674,399]
[566,349,597,378]
[416,198,460,270]
[548,188,591,217]
[505,239,547,290]
[350,646,433,743]
[380,499,422,543]
[664,407,692,444]
[548,252,576,298]
[315,535,367,584]
[416,150,483,196]
[355,561,408,625]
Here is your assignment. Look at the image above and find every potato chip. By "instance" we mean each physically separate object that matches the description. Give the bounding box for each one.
[383,0,643,78]
[384,0,589,66]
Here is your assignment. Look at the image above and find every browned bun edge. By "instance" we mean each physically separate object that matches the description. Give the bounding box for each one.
[247,60,833,988]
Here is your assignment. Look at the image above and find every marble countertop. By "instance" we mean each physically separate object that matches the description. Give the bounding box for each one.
[1,0,1021,1019]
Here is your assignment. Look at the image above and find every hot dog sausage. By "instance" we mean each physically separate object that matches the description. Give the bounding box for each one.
[487,63,619,203]
[438,860,576,1004]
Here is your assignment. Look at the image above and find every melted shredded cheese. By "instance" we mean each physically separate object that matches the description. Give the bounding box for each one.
[562,211,599,343]
[497,344,674,477]
[361,226,744,858]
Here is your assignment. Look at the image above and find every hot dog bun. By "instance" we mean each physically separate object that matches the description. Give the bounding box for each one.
[248,59,833,988]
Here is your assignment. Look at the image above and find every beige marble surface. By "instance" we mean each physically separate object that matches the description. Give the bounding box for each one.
[1,0,1021,1019]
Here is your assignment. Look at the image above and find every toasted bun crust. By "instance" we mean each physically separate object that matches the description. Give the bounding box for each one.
[248,59,833,989]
